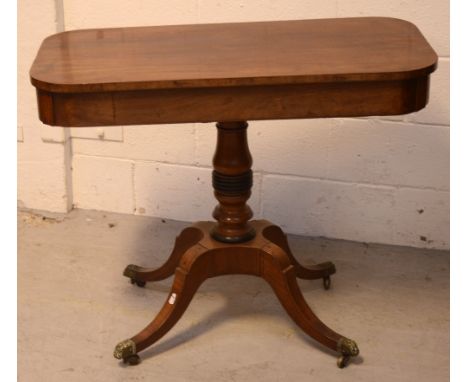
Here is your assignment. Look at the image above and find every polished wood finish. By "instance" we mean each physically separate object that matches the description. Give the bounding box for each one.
[31,18,436,92]
[30,17,437,368]
[116,121,357,367]
[36,77,429,126]
[211,121,255,242]
[30,17,437,127]
[123,227,203,283]
[119,221,347,359]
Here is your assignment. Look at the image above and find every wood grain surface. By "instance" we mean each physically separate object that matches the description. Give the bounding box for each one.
[120,220,348,363]
[30,17,437,93]
[30,17,437,127]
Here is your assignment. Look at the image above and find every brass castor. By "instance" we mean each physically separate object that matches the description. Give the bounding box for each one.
[124,354,141,366]
[336,337,359,368]
[323,275,331,290]
[337,355,351,368]
[130,279,146,288]
[114,339,140,365]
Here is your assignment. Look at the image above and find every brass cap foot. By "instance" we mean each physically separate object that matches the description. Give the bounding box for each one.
[114,339,137,360]
[336,337,359,368]
[337,337,359,357]
[123,264,138,279]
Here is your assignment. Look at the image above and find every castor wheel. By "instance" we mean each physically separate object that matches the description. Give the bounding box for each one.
[114,339,140,365]
[337,355,351,368]
[124,354,141,366]
[336,337,359,368]
[323,275,331,290]
[130,279,146,288]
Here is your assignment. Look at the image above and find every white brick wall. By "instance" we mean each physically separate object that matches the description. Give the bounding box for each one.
[72,156,134,214]
[18,0,71,212]
[19,0,450,249]
[262,176,449,248]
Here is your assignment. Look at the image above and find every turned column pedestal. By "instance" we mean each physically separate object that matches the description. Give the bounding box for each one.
[116,121,359,368]
[211,121,255,243]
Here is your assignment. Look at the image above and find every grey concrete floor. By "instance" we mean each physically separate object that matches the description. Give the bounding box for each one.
[18,209,449,382]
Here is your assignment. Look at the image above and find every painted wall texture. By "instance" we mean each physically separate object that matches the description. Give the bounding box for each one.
[18,0,450,249]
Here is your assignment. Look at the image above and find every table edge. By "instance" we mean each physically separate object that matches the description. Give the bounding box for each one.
[31,64,438,94]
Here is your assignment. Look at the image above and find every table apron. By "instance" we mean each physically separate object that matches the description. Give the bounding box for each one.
[37,77,429,127]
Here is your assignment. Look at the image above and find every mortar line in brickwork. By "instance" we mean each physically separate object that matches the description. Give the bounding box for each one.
[400,120,449,128]
[73,153,141,164]
[131,162,136,214]
[258,171,265,217]
[192,123,200,166]
[54,0,65,32]
[73,153,206,168]
[339,117,450,128]
[324,118,337,179]
[261,172,450,193]
[64,129,74,212]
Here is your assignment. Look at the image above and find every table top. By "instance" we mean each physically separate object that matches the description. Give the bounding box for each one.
[30,17,437,127]
[30,17,437,94]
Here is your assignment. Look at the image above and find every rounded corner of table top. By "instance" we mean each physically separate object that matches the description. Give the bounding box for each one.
[368,16,422,29]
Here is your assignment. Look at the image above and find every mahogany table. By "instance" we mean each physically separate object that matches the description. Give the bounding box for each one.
[30,17,437,368]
